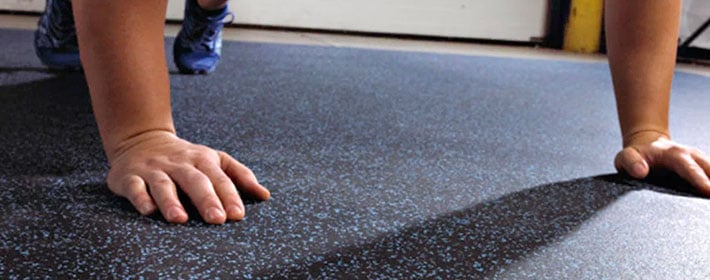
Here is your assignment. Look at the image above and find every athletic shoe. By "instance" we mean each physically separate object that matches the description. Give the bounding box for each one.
[173,0,232,74]
[34,0,81,70]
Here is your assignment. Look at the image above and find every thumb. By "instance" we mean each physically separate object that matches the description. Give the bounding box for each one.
[614,147,650,179]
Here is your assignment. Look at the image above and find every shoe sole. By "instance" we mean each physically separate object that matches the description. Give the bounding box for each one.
[176,64,217,75]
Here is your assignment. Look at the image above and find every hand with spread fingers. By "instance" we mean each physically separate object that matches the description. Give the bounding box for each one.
[72,0,269,224]
[614,132,710,194]
[106,131,270,224]
[606,0,708,195]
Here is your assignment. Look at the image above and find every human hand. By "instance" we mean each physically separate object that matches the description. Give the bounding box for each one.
[105,130,270,224]
[614,131,710,195]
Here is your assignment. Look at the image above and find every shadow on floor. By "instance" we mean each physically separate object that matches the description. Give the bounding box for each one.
[0,67,263,224]
[0,68,103,177]
[0,65,227,178]
[262,173,699,278]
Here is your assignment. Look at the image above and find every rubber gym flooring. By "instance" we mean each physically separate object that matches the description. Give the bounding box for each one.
[2,28,710,278]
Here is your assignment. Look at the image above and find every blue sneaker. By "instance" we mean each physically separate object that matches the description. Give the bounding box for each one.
[173,0,232,74]
[34,0,81,71]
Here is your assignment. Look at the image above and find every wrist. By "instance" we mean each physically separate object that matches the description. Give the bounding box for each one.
[623,129,670,147]
[104,128,177,163]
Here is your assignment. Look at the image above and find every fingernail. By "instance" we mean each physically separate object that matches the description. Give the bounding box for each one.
[167,206,182,221]
[207,207,225,222]
[632,162,646,175]
[139,203,153,215]
[227,206,243,218]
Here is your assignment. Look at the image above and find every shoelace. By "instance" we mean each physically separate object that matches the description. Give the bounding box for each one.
[185,11,235,51]
[37,0,77,49]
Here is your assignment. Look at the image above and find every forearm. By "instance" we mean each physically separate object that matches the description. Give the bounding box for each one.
[605,0,680,146]
[73,0,175,161]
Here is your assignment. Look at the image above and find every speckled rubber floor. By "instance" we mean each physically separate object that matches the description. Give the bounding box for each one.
[2,28,710,279]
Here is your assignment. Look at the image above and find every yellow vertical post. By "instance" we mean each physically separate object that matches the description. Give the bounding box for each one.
[563,0,604,53]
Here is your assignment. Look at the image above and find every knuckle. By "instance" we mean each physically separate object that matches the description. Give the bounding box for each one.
[150,176,174,187]
[621,147,635,154]
[217,150,232,160]
[130,193,150,205]
[184,169,209,184]
[124,188,145,200]
[106,182,122,195]
[194,154,216,168]
[212,175,234,187]
[174,149,193,160]
[620,147,640,159]
[667,146,688,155]
[123,176,143,188]
[159,197,180,208]
[107,168,131,185]
[108,175,143,195]
[198,193,219,207]
[687,163,703,172]
[194,144,212,152]
[689,147,703,155]
[145,157,165,168]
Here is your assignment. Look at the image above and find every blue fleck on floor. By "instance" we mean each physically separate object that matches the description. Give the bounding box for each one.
[1,28,710,279]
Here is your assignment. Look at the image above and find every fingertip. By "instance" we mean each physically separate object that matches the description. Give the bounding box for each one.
[259,186,271,201]
[629,161,649,179]
[688,177,710,197]
[226,205,244,221]
[128,193,156,216]
[205,207,227,224]
[130,190,157,216]
[693,176,710,197]
[248,181,270,200]
[698,186,710,197]
[166,206,189,224]
[137,201,157,216]
[691,153,710,196]
[250,185,271,202]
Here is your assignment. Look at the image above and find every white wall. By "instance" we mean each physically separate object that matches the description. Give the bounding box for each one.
[681,0,710,49]
[3,0,548,42]
[0,0,43,11]
[168,0,548,42]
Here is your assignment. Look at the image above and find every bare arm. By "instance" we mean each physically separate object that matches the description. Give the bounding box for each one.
[606,0,710,193]
[73,0,269,224]
[73,0,174,153]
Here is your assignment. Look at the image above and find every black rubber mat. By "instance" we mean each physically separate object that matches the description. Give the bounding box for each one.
[2,28,710,278]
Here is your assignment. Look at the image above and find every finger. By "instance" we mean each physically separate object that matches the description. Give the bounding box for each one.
[196,162,245,221]
[689,152,710,195]
[219,151,271,201]
[108,175,157,215]
[146,171,189,224]
[668,152,710,195]
[169,166,226,224]
[614,147,649,179]
[693,152,710,176]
